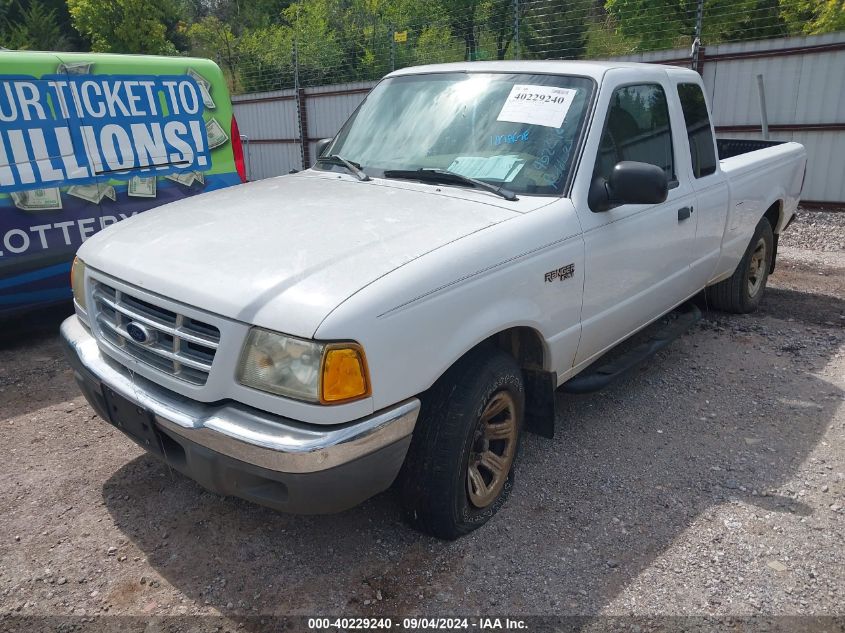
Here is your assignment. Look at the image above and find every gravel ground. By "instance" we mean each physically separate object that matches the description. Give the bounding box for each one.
[781,207,845,252]
[1,211,843,632]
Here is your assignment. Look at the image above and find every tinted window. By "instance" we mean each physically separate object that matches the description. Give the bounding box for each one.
[677,83,717,178]
[594,84,675,184]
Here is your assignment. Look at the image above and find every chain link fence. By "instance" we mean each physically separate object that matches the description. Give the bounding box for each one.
[218,0,840,95]
[227,2,845,204]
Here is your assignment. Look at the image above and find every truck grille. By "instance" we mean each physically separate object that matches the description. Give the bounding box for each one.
[91,282,220,386]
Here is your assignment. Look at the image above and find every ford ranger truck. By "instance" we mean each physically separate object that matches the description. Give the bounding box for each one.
[61,61,806,539]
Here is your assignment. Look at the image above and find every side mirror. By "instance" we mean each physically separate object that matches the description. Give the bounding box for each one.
[315,138,332,158]
[588,161,669,212]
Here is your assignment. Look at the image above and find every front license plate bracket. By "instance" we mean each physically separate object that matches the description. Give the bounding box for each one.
[102,386,163,454]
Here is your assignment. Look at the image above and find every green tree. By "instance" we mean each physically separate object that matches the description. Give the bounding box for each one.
[486,0,520,60]
[184,0,298,91]
[187,16,238,77]
[182,0,294,32]
[67,0,186,54]
[413,23,464,64]
[229,0,345,91]
[1,0,71,50]
[1,0,84,50]
[448,0,481,60]
[604,0,760,50]
[284,0,345,84]
[522,0,590,59]
[780,0,845,34]
[235,24,290,91]
[720,0,787,42]
[585,14,638,57]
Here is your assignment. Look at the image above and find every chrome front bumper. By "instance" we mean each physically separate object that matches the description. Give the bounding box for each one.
[60,315,420,513]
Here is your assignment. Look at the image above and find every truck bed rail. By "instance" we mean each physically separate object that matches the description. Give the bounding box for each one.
[717,138,785,160]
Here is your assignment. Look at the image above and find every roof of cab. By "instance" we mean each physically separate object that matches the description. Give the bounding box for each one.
[387,60,700,82]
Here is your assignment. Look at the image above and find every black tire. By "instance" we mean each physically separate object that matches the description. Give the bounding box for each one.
[706,217,774,314]
[400,347,524,540]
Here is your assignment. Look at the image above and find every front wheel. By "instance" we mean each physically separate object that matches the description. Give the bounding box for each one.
[400,348,524,539]
[706,217,774,313]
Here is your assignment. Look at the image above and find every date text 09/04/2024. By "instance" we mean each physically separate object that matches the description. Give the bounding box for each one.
[307,617,528,630]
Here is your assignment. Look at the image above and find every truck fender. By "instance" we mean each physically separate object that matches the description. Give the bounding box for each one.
[428,299,560,438]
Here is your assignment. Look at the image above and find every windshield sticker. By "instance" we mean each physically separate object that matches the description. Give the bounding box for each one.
[496,85,578,129]
[448,155,525,182]
[528,126,574,187]
[492,129,530,146]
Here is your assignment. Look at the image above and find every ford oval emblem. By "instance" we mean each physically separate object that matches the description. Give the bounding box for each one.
[126,322,155,345]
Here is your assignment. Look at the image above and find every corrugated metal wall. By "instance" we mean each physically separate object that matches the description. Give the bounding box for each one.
[232,82,375,181]
[233,32,845,205]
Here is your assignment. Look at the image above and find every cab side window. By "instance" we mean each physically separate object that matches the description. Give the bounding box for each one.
[594,83,676,185]
[677,83,717,178]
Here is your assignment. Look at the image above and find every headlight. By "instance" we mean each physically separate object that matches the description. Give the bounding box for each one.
[237,328,370,404]
[71,256,86,310]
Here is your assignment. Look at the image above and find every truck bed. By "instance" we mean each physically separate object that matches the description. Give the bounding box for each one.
[716,138,785,160]
[714,138,805,277]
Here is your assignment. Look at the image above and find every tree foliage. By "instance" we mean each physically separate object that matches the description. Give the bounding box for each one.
[604,0,764,50]
[0,0,842,91]
[66,0,185,54]
[1,0,85,49]
[605,0,843,51]
[780,0,845,34]
[1,0,72,50]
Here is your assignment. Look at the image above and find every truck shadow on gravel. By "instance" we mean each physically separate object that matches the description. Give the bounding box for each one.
[100,287,844,621]
[757,287,844,327]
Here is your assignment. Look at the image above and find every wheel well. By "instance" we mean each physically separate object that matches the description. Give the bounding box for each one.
[763,201,782,233]
[763,201,783,274]
[490,327,546,371]
[489,327,556,438]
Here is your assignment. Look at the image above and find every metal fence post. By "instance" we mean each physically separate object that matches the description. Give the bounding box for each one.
[390,23,396,72]
[756,74,770,139]
[292,38,309,169]
[692,0,704,73]
[513,0,520,60]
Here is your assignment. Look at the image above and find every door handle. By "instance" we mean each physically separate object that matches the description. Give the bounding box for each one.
[678,206,693,221]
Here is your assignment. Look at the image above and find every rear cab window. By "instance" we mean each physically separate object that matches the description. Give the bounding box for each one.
[676,83,717,178]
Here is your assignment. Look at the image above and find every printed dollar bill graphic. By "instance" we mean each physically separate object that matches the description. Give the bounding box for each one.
[188,68,216,110]
[56,61,93,75]
[164,171,205,187]
[10,188,62,211]
[128,176,157,198]
[67,183,116,204]
[205,118,229,149]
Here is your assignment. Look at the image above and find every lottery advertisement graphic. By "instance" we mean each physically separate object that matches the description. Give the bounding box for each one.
[0,51,243,314]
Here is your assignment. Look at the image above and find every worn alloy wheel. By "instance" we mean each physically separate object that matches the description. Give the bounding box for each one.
[747,237,768,299]
[706,217,774,314]
[467,391,518,509]
[400,347,524,539]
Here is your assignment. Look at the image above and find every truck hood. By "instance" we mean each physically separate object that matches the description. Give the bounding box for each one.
[79,172,528,337]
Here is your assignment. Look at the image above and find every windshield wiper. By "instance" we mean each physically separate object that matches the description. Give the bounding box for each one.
[315,154,370,181]
[382,168,518,201]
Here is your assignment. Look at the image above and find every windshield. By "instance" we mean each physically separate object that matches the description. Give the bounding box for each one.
[319,72,595,196]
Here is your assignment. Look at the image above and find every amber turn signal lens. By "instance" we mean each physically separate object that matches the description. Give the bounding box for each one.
[320,345,370,403]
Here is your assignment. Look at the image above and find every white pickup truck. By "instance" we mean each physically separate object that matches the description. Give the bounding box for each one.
[61,61,806,539]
